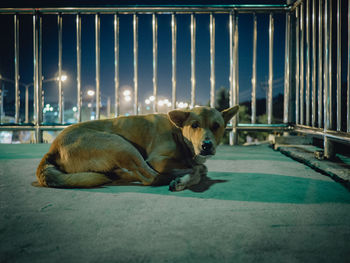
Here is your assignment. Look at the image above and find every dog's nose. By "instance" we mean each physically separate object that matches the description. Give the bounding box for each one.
[202,140,213,152]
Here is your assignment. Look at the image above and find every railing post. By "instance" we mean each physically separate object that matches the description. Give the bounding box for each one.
[295,6,300,125]
[311,0,316,127]
[76,14,82,122]
[133,13,139,115]
[209,13,215,108]
[348,0,350,133]
[58,13,63,124]
[323,0,335,159]
[14,14,20,124]
[95,14,100,120]
[152,13,158,113]
[300,2,304,125]
[268,13,274,125]
[33,13,43,142]
[284,12,291,124]
[171,13,177,110]
[305,0,310,126]
[114,14,120,117]
[336,0,341,131]
[190,13,196,108]
[229,13,234,145]
[25,85,29,123]
[229,13,239,146]
[251,13,257,124]
[318,0,323,128]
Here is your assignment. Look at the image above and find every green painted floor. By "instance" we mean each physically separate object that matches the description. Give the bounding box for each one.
[0,144,349,262]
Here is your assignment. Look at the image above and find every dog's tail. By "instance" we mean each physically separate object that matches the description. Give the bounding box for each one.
[36,152,111,188]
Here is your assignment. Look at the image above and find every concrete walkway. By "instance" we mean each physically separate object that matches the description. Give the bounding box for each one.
[0,144,349,263]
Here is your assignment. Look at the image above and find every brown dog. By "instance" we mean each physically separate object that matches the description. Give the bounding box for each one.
[36,105,239,191]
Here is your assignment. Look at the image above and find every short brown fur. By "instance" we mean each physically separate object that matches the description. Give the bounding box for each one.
[36,105,239,191]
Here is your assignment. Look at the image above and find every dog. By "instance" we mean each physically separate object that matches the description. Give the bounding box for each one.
[36,105,239,191]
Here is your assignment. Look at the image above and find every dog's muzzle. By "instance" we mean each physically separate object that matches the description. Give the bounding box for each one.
[200,140,214,156]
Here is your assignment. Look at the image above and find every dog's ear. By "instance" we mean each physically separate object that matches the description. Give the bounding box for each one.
[168,110,190,128]
[221,105,239,125]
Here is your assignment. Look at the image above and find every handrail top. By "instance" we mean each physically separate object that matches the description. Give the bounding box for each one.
[0,3,293,15]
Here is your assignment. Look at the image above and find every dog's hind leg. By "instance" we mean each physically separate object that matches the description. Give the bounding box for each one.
[41,130,159,188]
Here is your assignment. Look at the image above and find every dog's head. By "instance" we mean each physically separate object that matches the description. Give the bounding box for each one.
[168,105,239,164]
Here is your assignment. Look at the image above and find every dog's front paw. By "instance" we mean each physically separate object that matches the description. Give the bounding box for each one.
[194,164,208,176]
[169,177,185,192]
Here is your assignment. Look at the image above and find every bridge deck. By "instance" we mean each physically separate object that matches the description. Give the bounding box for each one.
[0,144,349,262]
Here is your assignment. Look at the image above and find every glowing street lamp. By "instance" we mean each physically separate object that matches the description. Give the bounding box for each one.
[87,90,95,97]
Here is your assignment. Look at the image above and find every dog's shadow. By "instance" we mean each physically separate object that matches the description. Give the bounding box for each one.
[31,176,228,193]
[188,176,228,193]
[91,175,227,193]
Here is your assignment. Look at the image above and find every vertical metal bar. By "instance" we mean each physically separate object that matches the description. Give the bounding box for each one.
[107,97,111,118]
[114,14,120,117]
[229,13,235,146]
[324,0,334,158]
[324,0,329,132]
[318,0,323,128]
[284,12,291,124]
[251,13,257,124]
[210,13,215,108]
[33,14,43,142]
[0,81,2,124]
[14,14,19,124]
[229,13,234,110]
[311,0,317,127]
[268,13,274,125]
[295,6,300,125]
[300,2,305,125]
[171,14,177,110]
[348,0,350,132]
[328,0,333,129]
[230,13,239,145]
[305,0,311,126]
[152,13,158,113]
[58,13,63,124]
[234,15,239,112]
[95,14,100,119]
[133,14,138,115]
[190,13,196,108]
[25,86,29,123]
[336,0,341,131]
[76,14,82,122]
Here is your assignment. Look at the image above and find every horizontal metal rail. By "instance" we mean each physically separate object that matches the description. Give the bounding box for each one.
[294,125,350,144]
[0,5,290,15]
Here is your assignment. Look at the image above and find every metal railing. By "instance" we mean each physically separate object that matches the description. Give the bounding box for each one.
[0,1,349,158]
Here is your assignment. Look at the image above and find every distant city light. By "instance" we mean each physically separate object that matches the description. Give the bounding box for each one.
[56,75,67,82]
[72,106,77,112]
[87,90,95,96]
[123,90,131,97]
[177,102,188,109]
[145,99,151,105]
[124,95,131,102]
[149,95,155,102]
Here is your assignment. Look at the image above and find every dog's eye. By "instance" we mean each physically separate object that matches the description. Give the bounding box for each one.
[212,122,220,131]
[191,122,199,129]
